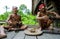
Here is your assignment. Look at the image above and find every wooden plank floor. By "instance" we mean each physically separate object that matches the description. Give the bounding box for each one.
[2,30,60,39]
[3,31,17,39]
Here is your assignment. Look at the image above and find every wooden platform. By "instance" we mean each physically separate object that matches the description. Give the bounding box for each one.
[2,30,60,39]
[0,25,60,39]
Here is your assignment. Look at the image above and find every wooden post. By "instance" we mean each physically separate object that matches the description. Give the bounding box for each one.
[44,0,47,8]
[32,0,34,15]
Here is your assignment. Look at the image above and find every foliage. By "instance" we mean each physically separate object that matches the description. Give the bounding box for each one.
[18,11,38,25]
[0,11,38,25]
[25,9,31,14]
[0,12,11,20]
[19,4,27,10]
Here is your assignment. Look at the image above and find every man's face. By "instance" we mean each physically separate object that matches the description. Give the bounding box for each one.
[39,6,45,12]
[12,7,18,13]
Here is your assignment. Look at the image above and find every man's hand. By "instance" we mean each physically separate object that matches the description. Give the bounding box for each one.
[8,21,12,24]
[55,15,60,18]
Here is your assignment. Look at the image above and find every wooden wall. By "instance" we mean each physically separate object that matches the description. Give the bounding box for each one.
[32,0,59,15]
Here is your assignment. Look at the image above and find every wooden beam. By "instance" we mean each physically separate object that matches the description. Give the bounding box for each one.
[32,0,34,14]
[47,2,51,7]
[49,8,55,11]
[47,4,53,9]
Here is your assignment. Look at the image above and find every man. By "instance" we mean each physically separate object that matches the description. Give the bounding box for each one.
[36,4,60,30]
[4,6,27,30]
[0,26,7,38]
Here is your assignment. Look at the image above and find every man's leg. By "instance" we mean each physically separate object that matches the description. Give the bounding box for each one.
[37,19,43,30]
[4,26,12,30]
[8,25,28,30]
[19,25,28,30]
[0,26,7,38]
[47,20,53,30]
[16,23,28,30]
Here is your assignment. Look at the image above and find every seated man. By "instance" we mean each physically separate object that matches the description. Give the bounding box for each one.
[0,26,7,38]
[4,6,27,30]
[36,4,59,30]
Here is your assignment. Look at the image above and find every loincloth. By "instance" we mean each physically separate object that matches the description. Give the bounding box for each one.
[9,23,22,28]
[40,22,50,29]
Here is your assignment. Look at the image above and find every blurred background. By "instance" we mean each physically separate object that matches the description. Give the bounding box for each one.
[0,0,38,25]
[0,0,60,27]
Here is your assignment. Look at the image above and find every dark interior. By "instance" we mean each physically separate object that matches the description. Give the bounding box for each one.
[35,0,60,15]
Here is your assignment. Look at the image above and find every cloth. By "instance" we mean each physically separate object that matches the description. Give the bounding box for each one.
[38,4,45,9]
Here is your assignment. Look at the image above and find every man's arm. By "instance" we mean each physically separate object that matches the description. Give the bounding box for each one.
[47,11,58,15]
[51,12,60,18]
[6,15,10,22]
[36,12,48,20]
[6,14,12,23]
[47,11,60,18]
[19,15,22,23]
[19,15,21,21]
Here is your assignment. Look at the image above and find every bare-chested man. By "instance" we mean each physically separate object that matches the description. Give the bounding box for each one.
[36,4,60,30]
[4,6,27,30]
